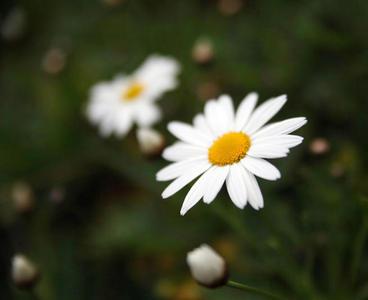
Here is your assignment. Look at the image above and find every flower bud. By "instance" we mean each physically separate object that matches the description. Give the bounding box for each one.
[49,186,65,204]
[42,47,67,75]
[192,38,214,65]
[186,244,228,288]
[11,182,34,214]
[136,128,165,157]
[12,254,40,289]
[217,0,244,16]
[330,162,345,178]
[1,7,27,42]
[309,137,330,155]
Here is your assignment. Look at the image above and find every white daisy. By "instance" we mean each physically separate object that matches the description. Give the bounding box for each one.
[86,55,180,137]
[156,93,307,215]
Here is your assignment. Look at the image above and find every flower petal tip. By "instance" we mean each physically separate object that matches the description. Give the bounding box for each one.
[155,173,165,182]
[277,94,287,104]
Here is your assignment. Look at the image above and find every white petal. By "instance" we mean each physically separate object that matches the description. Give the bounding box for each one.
[99,117,115,137]
[130,55,180,101]
[162,142,206,162]
[203,166,230,204]
[134,55,180,80]
[98,108,133,138]
[251,117,307,139]
[252,135,304,149]
[241,156,281,181]
[109,103,135,134]
[156,157,209,181]
[168,122,211,147]
[243,95,287,135]
[86,98,116,123]
[134,103,161,127]
[204,100,226,137]
[180,169,214,215]
[243,170,264,210]
[225,164,247,209]
[109,117,133,137]
[142,77,178,101]
[235,92,258,131]
[247,145,289,159]
[218,95,235,131]
[161,163,211,199]
[193,114,215,138]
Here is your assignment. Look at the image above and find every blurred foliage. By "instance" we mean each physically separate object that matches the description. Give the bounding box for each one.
[1,0,368,299]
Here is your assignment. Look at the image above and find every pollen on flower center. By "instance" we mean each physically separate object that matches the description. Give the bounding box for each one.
[208,132,251,166]
[122,82,144,101]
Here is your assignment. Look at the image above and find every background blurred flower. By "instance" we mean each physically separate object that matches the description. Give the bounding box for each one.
[330,161,345,178]
[309,137,330,155]
[11,254,40,290]
[11,181,34,214]
[86,55,180,137]
[42,47,67,75]
[192,37,215,65]
[48,186,65,204]
[217,0,244,16]
[0,7,27,42]
[157,93,307,215]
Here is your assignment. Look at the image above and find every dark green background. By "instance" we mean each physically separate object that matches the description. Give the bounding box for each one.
[1,0,368,299]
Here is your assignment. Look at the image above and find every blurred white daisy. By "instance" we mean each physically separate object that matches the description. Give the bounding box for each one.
[157,93,307,215]
[86,55,180,137]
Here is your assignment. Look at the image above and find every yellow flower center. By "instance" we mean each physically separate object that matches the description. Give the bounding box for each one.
[122,82,144,101]
[208,132,251,166]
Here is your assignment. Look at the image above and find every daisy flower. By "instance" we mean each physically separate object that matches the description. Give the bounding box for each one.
[86,55,180,137]
[156,93,307,215]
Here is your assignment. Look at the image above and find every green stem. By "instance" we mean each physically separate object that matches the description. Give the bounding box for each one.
[227,280,286,300]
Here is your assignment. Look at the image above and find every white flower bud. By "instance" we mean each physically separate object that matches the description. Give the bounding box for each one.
[12,254,40,289]
[136,128,165,156]
[186,244,228,288]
